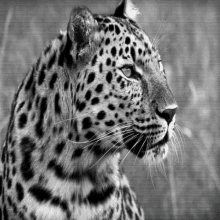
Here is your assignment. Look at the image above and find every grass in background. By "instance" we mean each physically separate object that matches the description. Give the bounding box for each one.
[0,1,219,219]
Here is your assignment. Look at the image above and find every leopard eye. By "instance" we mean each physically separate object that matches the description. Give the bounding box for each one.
[120,65,141,80]
[121,66,133,78]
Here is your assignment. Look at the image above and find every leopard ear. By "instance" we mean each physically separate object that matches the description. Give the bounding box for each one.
[67,7,100,64]
[114,0,140,21]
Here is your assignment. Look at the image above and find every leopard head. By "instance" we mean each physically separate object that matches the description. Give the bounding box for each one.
[65,0,177,163]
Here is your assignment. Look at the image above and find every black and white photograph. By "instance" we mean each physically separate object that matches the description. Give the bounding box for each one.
[0,0,219,219]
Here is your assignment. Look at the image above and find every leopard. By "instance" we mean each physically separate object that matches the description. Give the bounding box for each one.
[0,0,178,219]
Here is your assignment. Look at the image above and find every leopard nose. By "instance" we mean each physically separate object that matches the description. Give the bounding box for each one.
[156,105,177,124]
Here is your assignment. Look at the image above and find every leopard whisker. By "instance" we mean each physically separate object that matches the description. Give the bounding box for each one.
[133,127,155,165]
[86,132,135,170]
[120,133,144,165]
[83,129,134,163]
[148,158,155,189]
[110,131,137,158]
[174,126,185,165]
[84,125,133,148]
[90,121,132,142]
[152,19,164,46]
[157,157,167,179]
[133,133,150,165]
[171,135,179,163]
[67,122,132,145]
[81,128,133,158]
[175,124,186,149]
[154,34,167,47]
[53,112,90,125]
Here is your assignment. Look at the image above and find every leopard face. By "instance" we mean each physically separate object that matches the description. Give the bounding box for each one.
[72,9,177,163]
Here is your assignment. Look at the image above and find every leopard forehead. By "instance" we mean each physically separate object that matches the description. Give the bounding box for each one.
[94,15,160,68]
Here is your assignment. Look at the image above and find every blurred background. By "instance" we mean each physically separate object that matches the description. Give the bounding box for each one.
[0,0,220,219]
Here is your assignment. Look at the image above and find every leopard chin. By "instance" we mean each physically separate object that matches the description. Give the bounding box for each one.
[142,144,169,164]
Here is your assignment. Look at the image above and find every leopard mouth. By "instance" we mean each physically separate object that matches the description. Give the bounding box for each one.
[123,131,169,158]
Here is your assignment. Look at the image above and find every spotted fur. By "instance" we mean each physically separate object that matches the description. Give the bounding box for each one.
[0,0,177,219]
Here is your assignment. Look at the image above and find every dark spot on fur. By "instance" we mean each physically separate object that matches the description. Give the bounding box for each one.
[7,178,12,189]
[95,84,103,93]
[87,72,95,84]
[85,90,92,101]
[77,100,86,112]
[82,117,92,130]
[38,66,46,85]
[49,73,58,89]
[106,58,111,66]
[119,103,124,109]
[85,131,95,140]
[120,81,125,89]
[105,120,115,126]
[115,25,120,34]
[99,48,103,56]
[104,18,111,23]
[29,185,51,202]
[119,48,123,56]
[109,24,114,32]
[28,101,32,111]
[91,54,97,66]
[35,97,47,138]
[51,196,61,206]
[20,136,35,181]
[91,97,99,105]
[48,52,56,69]
[105,38,110,45]
[106,71,112,83]
[97,111,106,120]
[111,47,117,57]
[72,148,83,158]
[7,195,12,206]
[68,132,73,140]
[18,113,27,129]
[0,175,2,196]
[3,205,8,220]
[76,83,80,92]
[84,185,115,206]
[131,46,136,61]
[117,76,122,83]
[12,167,16,176]
[31,83,36,97]
[138,48,142,55]
[16,182,24,202]
[99,63,103,73]
[125,37,131,44]
[64,81,69,91]
[54,93,61,115]
[108,104,115,110]
[55,141,65,155]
